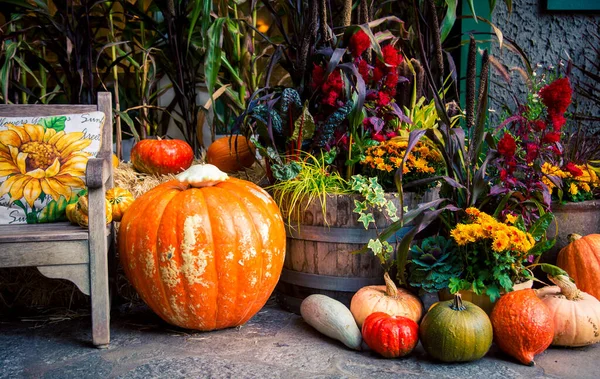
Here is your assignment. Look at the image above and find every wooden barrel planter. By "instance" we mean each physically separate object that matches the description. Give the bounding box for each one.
[275,190,439,314]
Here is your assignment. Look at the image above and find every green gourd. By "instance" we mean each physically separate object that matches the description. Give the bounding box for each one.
[300,294,362,350]
[420,293,493,362]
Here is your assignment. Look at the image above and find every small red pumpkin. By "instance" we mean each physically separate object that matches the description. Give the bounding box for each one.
[361,312,419,358]
[490,289,554,366]
[131,138,194,175]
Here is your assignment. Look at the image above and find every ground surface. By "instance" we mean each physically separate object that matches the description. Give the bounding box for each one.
[1,298,599,379]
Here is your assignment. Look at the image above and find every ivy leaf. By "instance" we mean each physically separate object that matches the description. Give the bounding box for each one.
[358,213,375,229]
[353,200,368,214]
[41,116,67,132]
[367,239,383,257]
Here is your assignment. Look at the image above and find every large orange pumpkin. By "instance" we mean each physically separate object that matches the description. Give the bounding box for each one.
[206,135,255,173]
[557,233,600,300]
[118,164,286,330]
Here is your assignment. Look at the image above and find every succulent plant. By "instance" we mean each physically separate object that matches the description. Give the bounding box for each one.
[408,236,462,293]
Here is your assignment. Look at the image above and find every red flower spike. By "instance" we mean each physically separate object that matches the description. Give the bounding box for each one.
[378,92,391,107]
[564,162,583,177]
[533,120,546,131]
[357,59,370,81]
[381,45,403,68]
[542,131,561,144]
[311,64,325,90]
[539,77,572,115]
[548,111,566,131]
[349,30,371,58]
[372,67,384,84]
[525,143,539,163]
[498,133,517,158]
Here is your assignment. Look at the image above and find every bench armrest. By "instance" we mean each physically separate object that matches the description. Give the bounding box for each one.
[86,158,111,189]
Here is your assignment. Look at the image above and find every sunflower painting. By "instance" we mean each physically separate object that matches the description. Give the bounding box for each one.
[0,114,102,224]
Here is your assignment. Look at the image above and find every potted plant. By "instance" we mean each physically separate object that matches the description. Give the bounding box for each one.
[410,208,558,314]
[235,8,453,310]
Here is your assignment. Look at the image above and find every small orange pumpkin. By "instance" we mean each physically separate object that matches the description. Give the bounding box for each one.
[118,164,286,330]
[74,195,112,227]
[557,233,600,300]
[490,289,554,366]
[536,275,600,347]
[206,135,255,173]
[350,272,423,328]
[105,187,134,222]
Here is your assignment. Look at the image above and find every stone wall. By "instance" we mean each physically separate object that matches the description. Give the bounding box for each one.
[489,1,600,129]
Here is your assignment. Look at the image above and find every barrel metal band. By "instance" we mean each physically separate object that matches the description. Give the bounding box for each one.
[279,268,384,291]
[285,224,411,244]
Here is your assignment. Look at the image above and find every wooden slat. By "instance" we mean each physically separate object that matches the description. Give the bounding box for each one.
[0,222,89,242]
[0,222,112,243]
[0,240,89,267]
[0,104,98,116]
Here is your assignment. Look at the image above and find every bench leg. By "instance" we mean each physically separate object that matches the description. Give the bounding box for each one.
[89,232,111,348]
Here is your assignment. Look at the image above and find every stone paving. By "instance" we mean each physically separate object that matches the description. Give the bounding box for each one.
[1,297,599,379]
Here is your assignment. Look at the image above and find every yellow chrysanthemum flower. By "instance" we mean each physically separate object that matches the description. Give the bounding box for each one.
[569,182,578,195]
[0,124,91,206]
[492,231,510,252]
[505,214,517,224]
[581,182,591,192]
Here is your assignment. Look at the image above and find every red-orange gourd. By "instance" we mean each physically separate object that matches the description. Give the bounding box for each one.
[206,135,255,173]
[557,233,600,300]
[490,289,554,366]
[118,164,286,330]
[350,272,423,328]
[131,138,194,175]
[362,312,419,358]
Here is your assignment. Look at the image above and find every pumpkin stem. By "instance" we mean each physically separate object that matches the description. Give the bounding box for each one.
[450,293,467,311]
[176,164,229,187]
[568,233,583,243]
[383,272,398,297]
[549,274,583,301]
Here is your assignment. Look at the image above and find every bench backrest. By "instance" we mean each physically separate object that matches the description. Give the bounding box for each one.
[0,93,113,160]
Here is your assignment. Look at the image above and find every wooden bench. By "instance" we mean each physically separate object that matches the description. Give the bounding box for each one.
[0,93,114,348]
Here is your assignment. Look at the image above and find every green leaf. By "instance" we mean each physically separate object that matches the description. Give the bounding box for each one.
[528,239,556,258]
[485,285,501,302]
[358,213,375,229]
[290,102,315,141]
[367,239,383,257]
[1,41,18,101]
[187,0,205,54]
[529,212,554,240]
[272,161,301,181]
[538,263,569,278]
[353,200,368,214]
[40,116,67,132]
[205,18,226,94]
[440,0,457,43]
[466,0,478,21]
